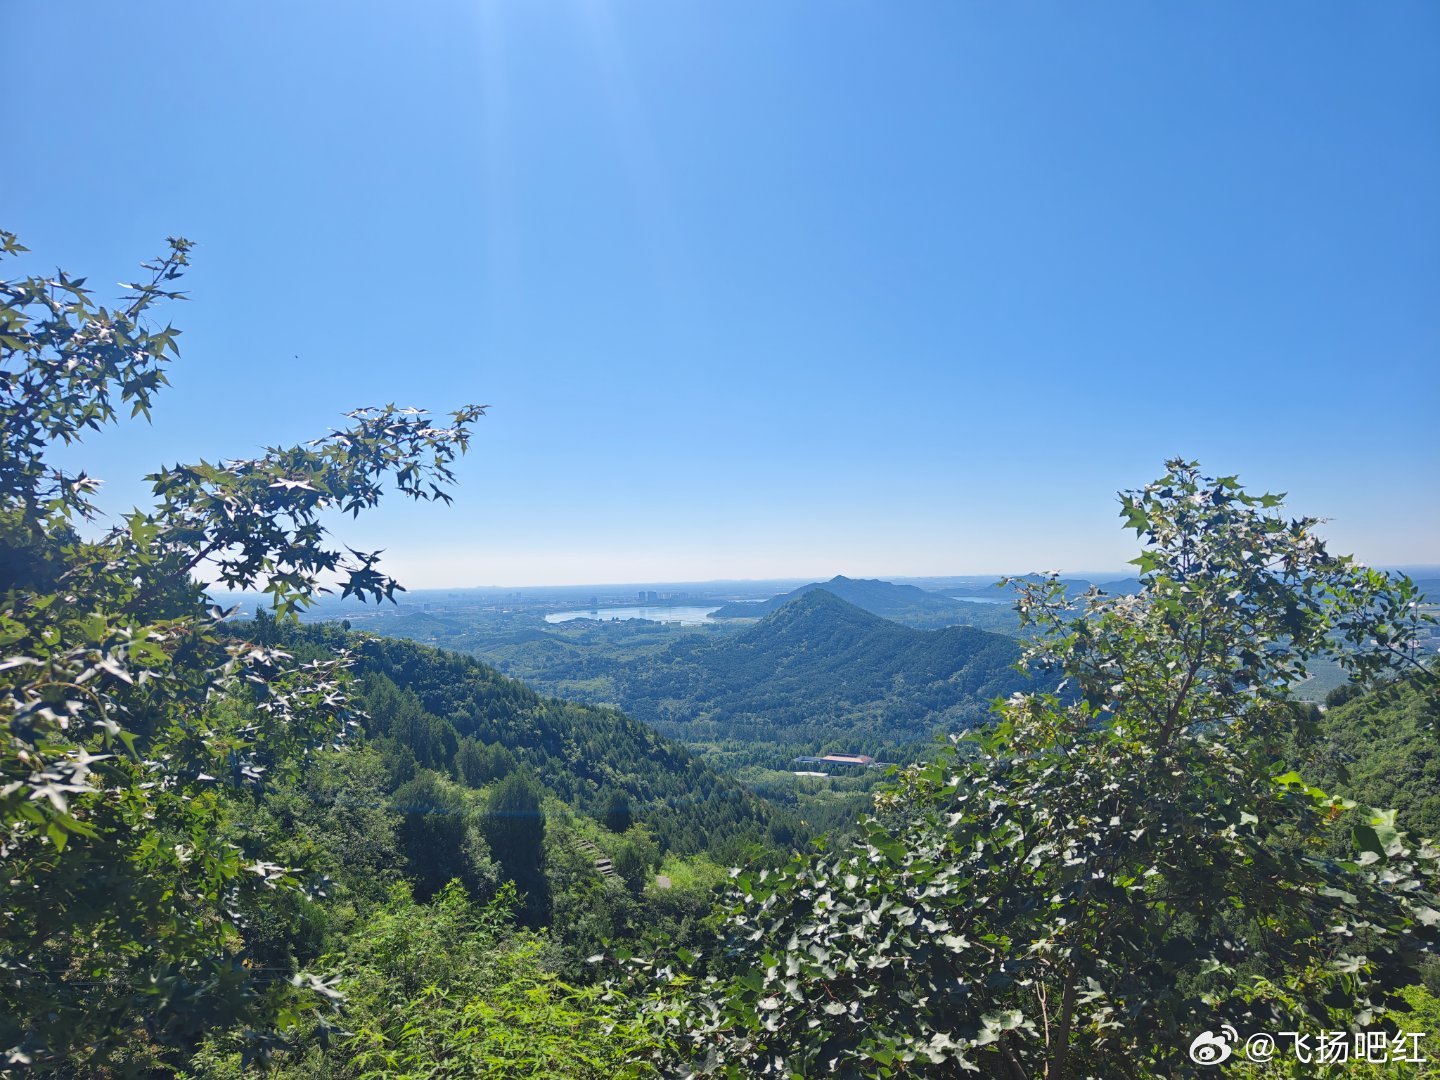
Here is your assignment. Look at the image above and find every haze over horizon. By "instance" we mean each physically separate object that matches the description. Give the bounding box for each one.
[226,564,1440,602]
[9,2,1437,587]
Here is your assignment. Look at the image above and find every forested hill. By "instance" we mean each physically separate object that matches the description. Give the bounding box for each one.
[592,589,1031,761]
[267,619,790,857]
[1288,676,1440,842]
[708,574,1020,631]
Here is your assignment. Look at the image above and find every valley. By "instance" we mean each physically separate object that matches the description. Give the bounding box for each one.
[301,576,1047,770]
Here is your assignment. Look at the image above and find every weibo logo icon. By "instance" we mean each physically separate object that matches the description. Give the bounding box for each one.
[1188,1025,1238,1065]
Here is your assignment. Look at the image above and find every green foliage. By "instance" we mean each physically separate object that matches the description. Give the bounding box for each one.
[392,770,497,902]
[612,840,650,894]
[217,745,408,974]
[0,230,189,523]
[653,854,731,896]
[485,772,549,921]
[604,789,635,833]
[191,882,667,1079]
[251,617,793,905]
[301,626,789,857]
[0,233,483,1071]
[1289,674,1440,844]
[626,460,1439,1078]
[456,734,513,786]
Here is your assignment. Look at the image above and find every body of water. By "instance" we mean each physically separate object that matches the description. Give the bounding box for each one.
[948,595,1010,605]
[545,605,721,626]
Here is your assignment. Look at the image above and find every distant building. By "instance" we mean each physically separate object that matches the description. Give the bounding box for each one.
[793,753,893,770]
[821,753,874,766]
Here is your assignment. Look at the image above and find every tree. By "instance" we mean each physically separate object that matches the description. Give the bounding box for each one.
[0,232,484,1071]
[455,735,513,788]
[484,772,549,923]
[638,460,1438,1078]
[604,789,635,834]
[612,841,650,896]
[392,770,497,902]
[195,881,666,1079]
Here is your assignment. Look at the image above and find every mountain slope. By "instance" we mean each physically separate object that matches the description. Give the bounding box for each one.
[1287,676,1440,842]
[276,620,787,856]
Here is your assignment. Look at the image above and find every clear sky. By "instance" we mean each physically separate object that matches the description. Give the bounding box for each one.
[7,1,1438,587]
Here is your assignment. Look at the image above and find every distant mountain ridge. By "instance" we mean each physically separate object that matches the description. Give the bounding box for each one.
[709,574,1020,631]
[598,589,1032,761]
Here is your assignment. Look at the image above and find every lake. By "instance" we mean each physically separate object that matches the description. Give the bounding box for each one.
[545,605,721,626]
[948,595,1010,605]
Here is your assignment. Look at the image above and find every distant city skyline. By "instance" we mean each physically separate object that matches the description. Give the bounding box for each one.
[9,2,1438,589]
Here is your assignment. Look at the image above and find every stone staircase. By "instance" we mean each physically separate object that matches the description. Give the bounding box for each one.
[575,836,617,879]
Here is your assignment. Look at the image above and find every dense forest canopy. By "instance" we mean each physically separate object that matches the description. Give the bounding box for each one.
[257,616,796,861]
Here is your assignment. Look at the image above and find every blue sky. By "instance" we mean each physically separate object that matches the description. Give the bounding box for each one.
[8,1,1438,587]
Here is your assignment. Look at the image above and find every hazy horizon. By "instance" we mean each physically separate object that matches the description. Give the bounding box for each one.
[213,563,1440,604]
